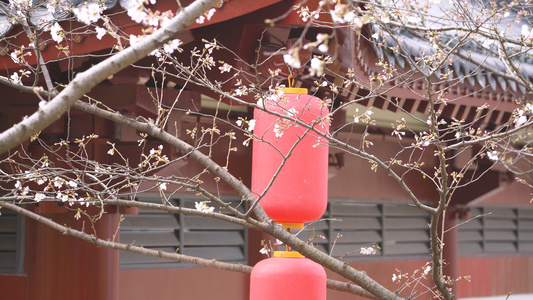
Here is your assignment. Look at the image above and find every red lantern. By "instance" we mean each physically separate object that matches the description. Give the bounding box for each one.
[250,251,327,300]
[252,88,329,227]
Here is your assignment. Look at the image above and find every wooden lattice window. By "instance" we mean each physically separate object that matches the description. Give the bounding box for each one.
[298,200,431,260]
[119,195,246,269]
[0,208,24,273]
[459,206,533,255]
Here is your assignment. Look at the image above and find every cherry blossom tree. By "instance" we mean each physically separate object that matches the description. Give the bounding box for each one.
[0,0,532,299]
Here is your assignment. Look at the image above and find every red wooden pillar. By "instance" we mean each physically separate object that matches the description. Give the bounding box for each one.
[25,204,119,300]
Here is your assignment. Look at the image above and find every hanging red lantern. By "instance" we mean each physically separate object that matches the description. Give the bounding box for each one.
[250,251,327,300]
[251,88,330,227]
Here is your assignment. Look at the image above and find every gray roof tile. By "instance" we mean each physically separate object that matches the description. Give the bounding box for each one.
[0,0,122,36]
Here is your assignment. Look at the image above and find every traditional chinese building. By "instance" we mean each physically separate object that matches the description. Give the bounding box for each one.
[0,0,532,299]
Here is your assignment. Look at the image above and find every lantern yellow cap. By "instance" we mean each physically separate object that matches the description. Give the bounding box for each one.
[280,87,308,94]
[278,222,304,229]
[274,251,304,258]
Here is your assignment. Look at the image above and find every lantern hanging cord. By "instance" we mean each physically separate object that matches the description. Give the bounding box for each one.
[287,63,300,87]
[288,75,294,88]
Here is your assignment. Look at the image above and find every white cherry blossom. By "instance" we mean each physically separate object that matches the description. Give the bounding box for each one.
[53,177,63,188]
[128,4,148,24]
[10,72,21,84]
[422,265,432,276]
[163,39,183,54]
[195,201,214,213]
[273,123,283,138]
[283,52,301,69]
[310,57,324,76]
[50,23,64,43]
[73,2,104,25]
[247,119,256,132]
[95,27,106,40]
[34,193,45,202]
[67,180,78,188]
[196,15,205,24]
[219,63,232,73]
[206,8,216,20]
[259,247,270,255]
[360,246,377,255]
[487,150,499,161]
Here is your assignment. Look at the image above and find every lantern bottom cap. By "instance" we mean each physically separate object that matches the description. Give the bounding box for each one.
[278,222,304,229]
